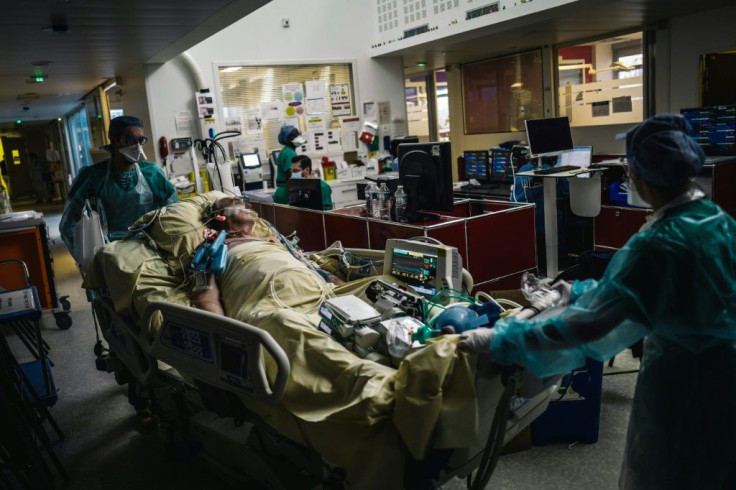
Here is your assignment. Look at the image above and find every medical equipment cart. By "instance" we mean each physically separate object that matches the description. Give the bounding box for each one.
[0,211,72,329]
[0,259,68,486]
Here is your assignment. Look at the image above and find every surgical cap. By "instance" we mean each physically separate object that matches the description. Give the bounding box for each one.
[109,115,144,139]
[623,114,705,187]
[278,125,298,145]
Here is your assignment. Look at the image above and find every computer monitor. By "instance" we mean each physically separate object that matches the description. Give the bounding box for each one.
[463,150,490,181]
[490,148,513,182]
[397,141,454,223]
[389,136,420,158]
[524,117,574,157]
[384,238,463,297]
[680,105,735,156]
[558,145,593,178]
[240,152,261,169]
[287,179,323,210]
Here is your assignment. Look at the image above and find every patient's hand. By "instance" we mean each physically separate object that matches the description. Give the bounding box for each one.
[324,273,345,286]
[190,274,225,315]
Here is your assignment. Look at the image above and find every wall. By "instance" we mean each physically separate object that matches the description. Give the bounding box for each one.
[118,64,156,159]
[669,4,736,111]
[144,0,406,165]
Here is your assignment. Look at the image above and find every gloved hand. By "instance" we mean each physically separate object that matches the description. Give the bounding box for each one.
[457,327,494,353]
[550,280,573,306]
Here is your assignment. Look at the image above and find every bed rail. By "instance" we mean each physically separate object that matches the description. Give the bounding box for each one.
[143,302,290,405]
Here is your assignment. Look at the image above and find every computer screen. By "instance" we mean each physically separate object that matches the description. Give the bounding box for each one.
[680,105,735,156]
[490,148,513,182]
[384,238,463,297]
[463,150,489,181]
[240,152,261,169]
[389,136,420,158]
[287,179,323,210]
[524,117,574,157]
[397,141,454,223]
[558,146,593,178]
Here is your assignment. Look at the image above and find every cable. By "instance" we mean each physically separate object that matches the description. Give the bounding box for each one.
[474,291,506,312]
[467,373,520,490]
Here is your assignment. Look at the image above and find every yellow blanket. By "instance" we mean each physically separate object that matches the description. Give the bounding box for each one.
[87,193,480,489]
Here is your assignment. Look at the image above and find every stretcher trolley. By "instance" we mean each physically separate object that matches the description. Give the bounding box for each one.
[0,211,72,329]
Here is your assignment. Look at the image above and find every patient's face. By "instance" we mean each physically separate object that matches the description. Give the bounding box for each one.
[224,205,256,235]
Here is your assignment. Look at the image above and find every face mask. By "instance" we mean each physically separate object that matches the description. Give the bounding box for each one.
[119,144,146,163]
[290,171,303,179]
[291,136,306,146]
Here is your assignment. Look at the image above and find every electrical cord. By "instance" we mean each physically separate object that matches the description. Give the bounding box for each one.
[467,372,520,490]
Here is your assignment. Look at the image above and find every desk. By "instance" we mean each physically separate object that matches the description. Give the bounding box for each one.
[517,167,606,278]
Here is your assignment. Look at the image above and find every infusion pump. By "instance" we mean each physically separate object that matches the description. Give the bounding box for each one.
[383,239,463,297]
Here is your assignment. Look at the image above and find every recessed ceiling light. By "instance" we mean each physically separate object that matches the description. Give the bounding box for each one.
[222,67,242,73]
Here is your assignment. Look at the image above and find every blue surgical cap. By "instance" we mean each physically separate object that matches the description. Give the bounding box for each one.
[109,115,144,139]
[623,114,705,187]
[278,125,298,146]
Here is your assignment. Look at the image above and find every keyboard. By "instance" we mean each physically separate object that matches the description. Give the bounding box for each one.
[533,165,583,175]
[460,183,500,192]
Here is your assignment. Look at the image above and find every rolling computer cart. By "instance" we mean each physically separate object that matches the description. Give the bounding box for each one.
[0,211,72,329]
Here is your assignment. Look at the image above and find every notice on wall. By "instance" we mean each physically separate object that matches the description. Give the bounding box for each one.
[245,109,262,132]
[196,92,215,118]
[305,80,329,114]
[330,83,352,116]
[282,83,305,117]
[310,130,342,154]
[174,111,194,135]
[261,101,283,120]
[224,116,242,134]
[306,116,327,133]
[341,130,358,152]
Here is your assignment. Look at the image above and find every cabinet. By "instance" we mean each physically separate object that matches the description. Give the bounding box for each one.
[326,178,365,209]
[594,205,648,252]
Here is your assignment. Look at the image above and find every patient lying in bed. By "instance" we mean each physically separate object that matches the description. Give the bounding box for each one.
[190,197,343,317]
[86,192,482,489]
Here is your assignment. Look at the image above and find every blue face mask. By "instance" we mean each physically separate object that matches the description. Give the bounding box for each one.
[291,170,303,179]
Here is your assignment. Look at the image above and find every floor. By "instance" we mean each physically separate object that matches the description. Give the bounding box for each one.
[3,200,640,490]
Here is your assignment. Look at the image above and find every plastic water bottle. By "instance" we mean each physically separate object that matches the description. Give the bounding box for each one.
[394,185,407,222]
[370,184,381,219]
[365,182,377,217]
[378,183,390,220]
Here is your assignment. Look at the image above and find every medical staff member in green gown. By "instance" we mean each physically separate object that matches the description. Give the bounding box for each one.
[460,114,736,490]
[60,115,177,257]
[274,124,306,190]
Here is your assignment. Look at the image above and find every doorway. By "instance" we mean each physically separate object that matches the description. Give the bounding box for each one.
[404,69,450,143]
[1,137,33,199]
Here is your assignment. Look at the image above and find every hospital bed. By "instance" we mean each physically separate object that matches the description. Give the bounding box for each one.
[84,192,560,489]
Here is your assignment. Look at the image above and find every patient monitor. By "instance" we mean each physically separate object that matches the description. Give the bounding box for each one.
[384,239,463,297]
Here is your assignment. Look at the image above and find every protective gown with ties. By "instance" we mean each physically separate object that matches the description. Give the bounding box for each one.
[488,190,736,489]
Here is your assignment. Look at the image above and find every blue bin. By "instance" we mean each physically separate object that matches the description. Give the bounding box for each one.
[531,359,603,445]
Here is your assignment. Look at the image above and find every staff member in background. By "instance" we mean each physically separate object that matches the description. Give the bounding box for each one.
[460,114,736,490]
[275,125,306,190]
[290,155,333,210]
[272,155,333,210]
[60,115,177,258]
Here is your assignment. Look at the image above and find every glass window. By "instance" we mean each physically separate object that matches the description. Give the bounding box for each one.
[557,32,644,127]
[218,63,355,154]
[461,50,544,133]
[66,107,93,176]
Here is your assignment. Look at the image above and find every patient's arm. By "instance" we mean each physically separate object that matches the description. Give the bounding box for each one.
[190,274,225,315]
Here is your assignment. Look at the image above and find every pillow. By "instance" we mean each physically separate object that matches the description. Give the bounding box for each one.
[132,191,275,264]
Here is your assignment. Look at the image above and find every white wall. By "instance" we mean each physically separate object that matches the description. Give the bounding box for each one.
[144,0,406,164]
[669,4,736,112]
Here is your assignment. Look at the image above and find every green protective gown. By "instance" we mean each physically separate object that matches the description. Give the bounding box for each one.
[488,196,736,489]
[60,160,177,256]
[275,145,297,188]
